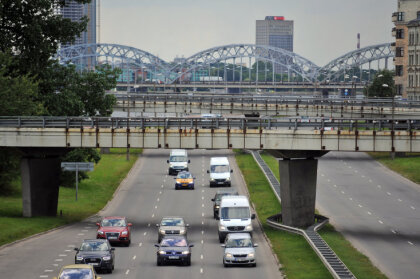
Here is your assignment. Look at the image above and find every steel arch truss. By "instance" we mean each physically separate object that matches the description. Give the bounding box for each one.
[318,43,394,82]
[171,44,320,83]
[55,43,169,75]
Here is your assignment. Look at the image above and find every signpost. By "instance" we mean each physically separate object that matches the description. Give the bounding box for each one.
[61,162,94,201]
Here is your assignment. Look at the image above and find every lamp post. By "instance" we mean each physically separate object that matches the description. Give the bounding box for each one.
[383,83,396,159]
[352,75,358,98]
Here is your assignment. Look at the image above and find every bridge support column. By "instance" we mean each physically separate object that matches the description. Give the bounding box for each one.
[269,150,328,228]
[20,148,69,217]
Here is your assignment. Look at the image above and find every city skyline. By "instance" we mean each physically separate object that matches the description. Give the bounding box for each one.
[100,0,396,66]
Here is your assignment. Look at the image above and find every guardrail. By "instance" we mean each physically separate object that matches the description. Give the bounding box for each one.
[251,151,356,279]
[0,116,419,131]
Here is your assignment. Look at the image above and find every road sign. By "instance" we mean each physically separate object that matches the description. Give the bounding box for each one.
[61,162,94,201]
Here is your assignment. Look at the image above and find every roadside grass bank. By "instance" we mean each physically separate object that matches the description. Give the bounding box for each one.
[235,150,387,279]
[368,152,420,184]
[0,148,141,247]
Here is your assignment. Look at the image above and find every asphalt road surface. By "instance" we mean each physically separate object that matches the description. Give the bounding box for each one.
[317,152,420,279]
[0,149,281,279]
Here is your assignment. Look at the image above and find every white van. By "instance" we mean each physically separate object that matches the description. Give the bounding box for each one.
[217,196,255,243]
[207,157,232,187]
[167,149,189,175]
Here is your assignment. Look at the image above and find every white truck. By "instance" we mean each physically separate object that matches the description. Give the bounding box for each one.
[167,149,189,175]
[207,157,232,187]
[217,195,255,243]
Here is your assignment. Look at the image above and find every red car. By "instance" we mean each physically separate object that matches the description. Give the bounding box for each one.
[96,216,132,246]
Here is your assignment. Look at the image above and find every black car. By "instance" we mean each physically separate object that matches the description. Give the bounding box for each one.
[154,236,194,266]
[211,189,239,219]
[74,239,115,273]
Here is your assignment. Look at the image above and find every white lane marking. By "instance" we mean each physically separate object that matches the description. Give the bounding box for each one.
[398,199,402,202]
[144,232,147,236]
[152,214,155,218]
[200,254,203,260]
[157,198,160,202]
[202,183,205,187]
[377,185,381,189]
[148,223,151,227]
[321,174,325,177]
[201,230,204,235]
[155,206,158,209]
[201,221,204,225]
[202,213,204,217]
[349,198,353,201]
[52,264,58,267]
[126,269,130,275]
[159,191,162,194]
[202,204,204,207]
[81,230,88,232]
[408,241,414,246]
[369,179,372,183]
[202,196,204,200]
[341,191,345,194]
[55,259,63,262]
[44,270,53,272]
[161,185,164,188]
[378,220,384,224]
[40,276,48,278]
[163,179,166,183]
[201,240,204,244]
[333,185,337,188]
[354,170,358,173]
[65,250,71,252]
[361,175,365,178]
[59,254,67,257]
[327,179,331,182]
[348,166,352,169]
[139,242,142,247]
[367,211,372,215]
[358,204,363,208]
[200,268,204,274]
[132,255,137,260]
[386,192,391,196]
[391,229,397,234]
[410,206,416,210]
[77,233,84,236]
[202,189,205,193]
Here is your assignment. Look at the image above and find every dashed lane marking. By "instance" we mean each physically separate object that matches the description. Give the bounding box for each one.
[202,204,204,207]
[148,223,151,227]
[200,268,204,274]
[408,241,414,246]
[386,192,392,196]
[202,213,204,217]
[202,221,204,225]
[201,240,204,244]
[44,270,53,272]
[358,204,363,208]
[144,232,147,236]
[55,259,63,262]
[59,254,67,257]
[410,206,416,210]
[333,185,337,188]
[132,255,137,260]
[40,276,48,278]
[77,233,84,236]
[341,191,345,194]
[201,230,204,235]
[200,254,203,260]
[398,199,402,202]
[367,211,372,215]
[377,185,381,188]
[139,243,142,247]
[155,206,158,209]
[126,269,130,275]
[391,230,397,234]
[378,220,384,224]
[65,250,71,252]
[349,198,353,201]
[152,214,155,218]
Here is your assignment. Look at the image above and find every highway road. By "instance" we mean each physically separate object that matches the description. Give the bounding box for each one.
[317,152,420,279]
[0,149,281,279]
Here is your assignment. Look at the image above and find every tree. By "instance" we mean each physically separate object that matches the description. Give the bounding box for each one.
[367,70,395,98]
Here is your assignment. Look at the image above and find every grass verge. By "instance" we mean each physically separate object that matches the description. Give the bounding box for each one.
[235,150,386,279]
[0,148,142,247]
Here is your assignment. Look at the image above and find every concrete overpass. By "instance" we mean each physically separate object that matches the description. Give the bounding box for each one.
[2,116,419,228]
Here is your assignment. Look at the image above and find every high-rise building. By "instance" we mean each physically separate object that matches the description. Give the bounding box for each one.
[256,16,294,73]
[392,0,420,100]
[59,0,97,68]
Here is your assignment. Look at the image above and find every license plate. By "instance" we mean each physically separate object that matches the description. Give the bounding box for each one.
[218,182,224,184]
[168,256,179,259]
[108,236,118,240]
[89,263,99,266]
[234,258,244,262]
[182,184,188,187]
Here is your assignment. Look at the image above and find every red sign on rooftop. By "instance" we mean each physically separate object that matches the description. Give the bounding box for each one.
[274,16,285,20]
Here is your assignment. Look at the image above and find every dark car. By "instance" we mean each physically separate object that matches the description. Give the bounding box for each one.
[154,236,194,266]
[96,216,132,246]
[211,189,239,219]
[74,239,115,274]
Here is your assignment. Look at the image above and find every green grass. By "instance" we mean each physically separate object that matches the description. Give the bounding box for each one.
[368,152,420,184]
[235,150,387,279]
[0,148,141,246]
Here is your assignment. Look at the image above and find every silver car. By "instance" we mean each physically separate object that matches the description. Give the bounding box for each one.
[156,217,189,243]
[221,233,257,267]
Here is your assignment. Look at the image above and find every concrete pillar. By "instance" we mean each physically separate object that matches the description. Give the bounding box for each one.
[279,158,318,228]
[21,157,61,217]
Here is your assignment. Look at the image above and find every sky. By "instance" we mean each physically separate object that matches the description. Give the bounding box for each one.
[100,0,396,66]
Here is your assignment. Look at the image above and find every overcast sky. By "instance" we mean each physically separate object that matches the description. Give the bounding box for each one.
[100,0,396,66]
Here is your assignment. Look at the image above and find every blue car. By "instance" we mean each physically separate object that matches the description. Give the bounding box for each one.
[155,236,194,266]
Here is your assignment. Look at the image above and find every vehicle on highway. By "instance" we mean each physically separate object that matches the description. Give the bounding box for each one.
[154,236,194,266]
[96,216,132,246]
[167,149,189,175]
[74,239,115,274]
[221,233,258,267]
[174,171,195,190]
[156,217,189,243]
[217,196,255,243]
[53,264,101,279]
[211,189,239,219]
[208,157,232,187]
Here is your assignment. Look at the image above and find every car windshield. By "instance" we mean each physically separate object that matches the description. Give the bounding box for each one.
[59,268,93,279]
[221,207,250,219]
[80,241,109,251]
[161,218,184,226]
[101,218,126,227]
[170,156,187,162]
[161,238,187,247]
[226,238,253,248]
[211,165,229,173]
[177,173,192,179]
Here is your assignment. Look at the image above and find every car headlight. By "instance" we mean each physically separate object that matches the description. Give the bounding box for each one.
[121,231,128,236]
[225,253,233,258]
[226,177,231,181]
[189,181,194,184]
[248,253,254,258]
[210,178,215,181]
[97,231,104,235]
[180,229,186,234]
[159,229,166,234]
[215,205,220,209]
[158,250,166,255]
[219,225,226,231]
[182,251,190,255]
[102,256,111,261]
[76,256,84,261]
[246,225,253,231]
